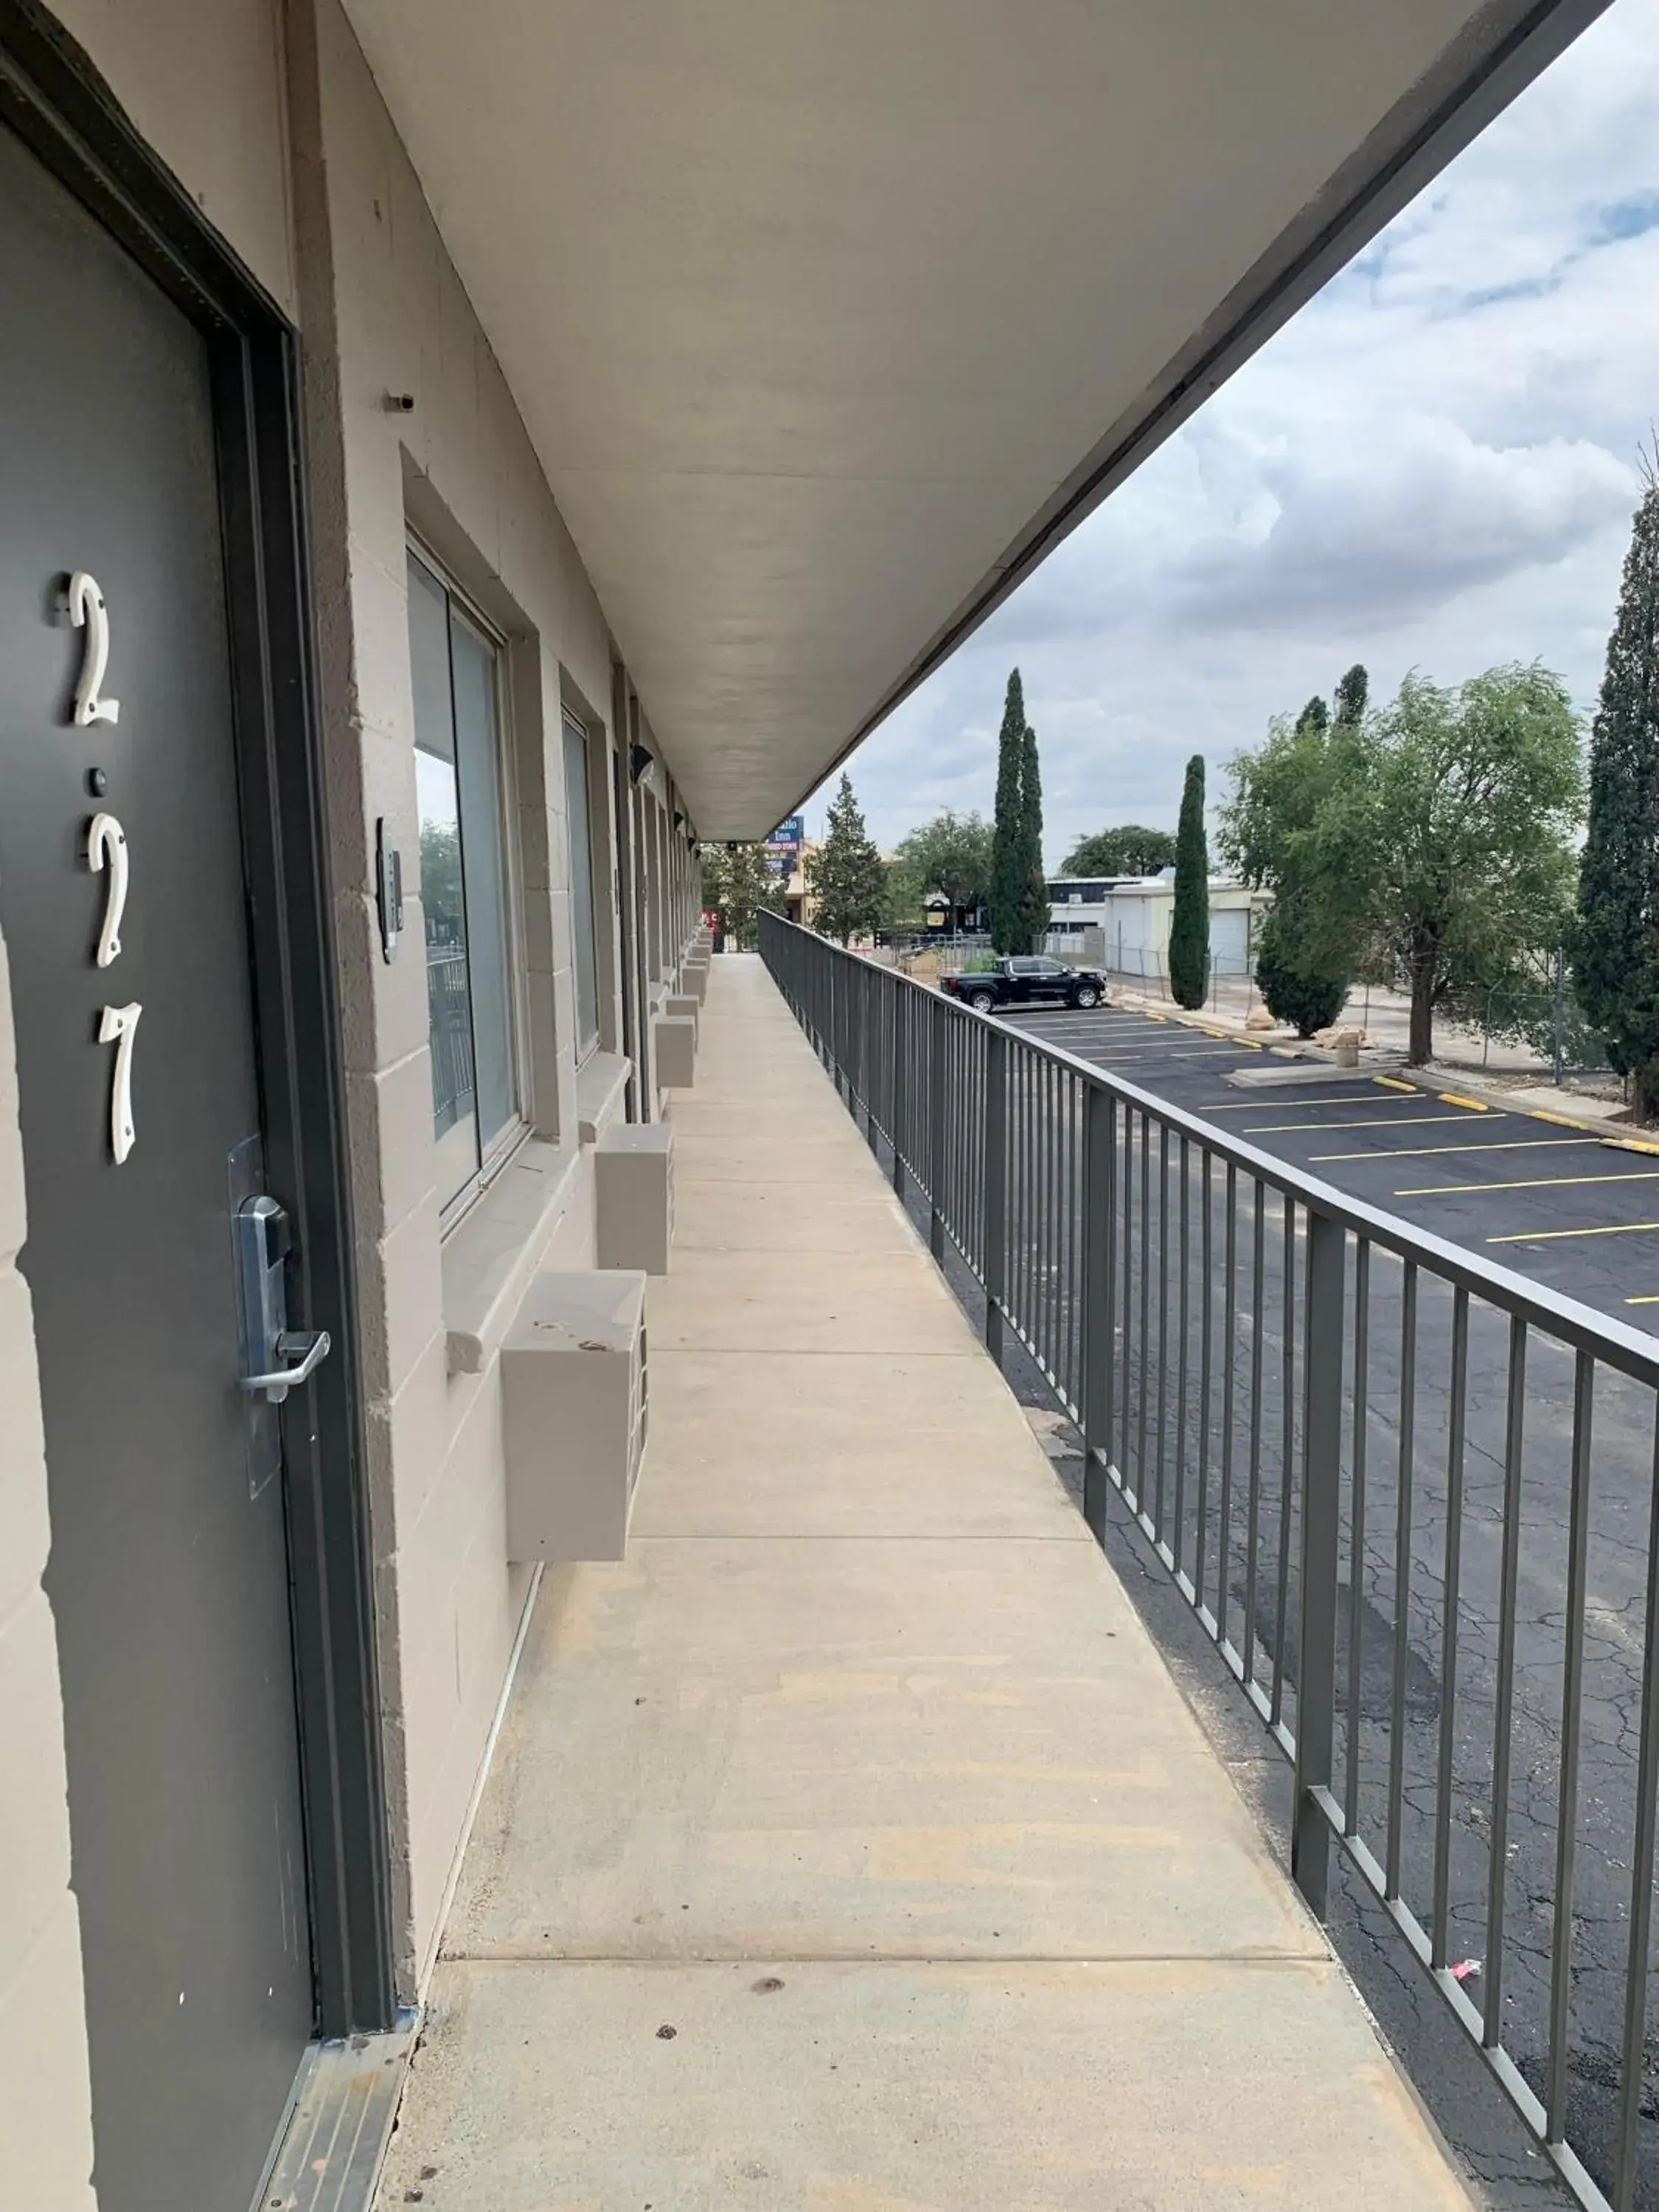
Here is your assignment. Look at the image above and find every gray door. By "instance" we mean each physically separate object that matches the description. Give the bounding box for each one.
[0,125,311,2210]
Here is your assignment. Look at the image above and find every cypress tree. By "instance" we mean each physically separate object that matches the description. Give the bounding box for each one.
[1014,712,1048,954]
[1169,754,1210,1009]
[990,668,1027,953]
[1333,664,1369,730]
[1295,695,1329,738]
[1574,473,1659,1119]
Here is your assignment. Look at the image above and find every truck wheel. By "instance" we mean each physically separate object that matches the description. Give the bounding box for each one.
[968,988,997,1013]
[1072,984,1101,1009]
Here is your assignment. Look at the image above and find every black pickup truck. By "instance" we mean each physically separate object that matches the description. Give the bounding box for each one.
[939,955,1106,1013]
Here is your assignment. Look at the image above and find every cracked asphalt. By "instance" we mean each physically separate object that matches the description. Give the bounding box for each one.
[829,993,1659,2211]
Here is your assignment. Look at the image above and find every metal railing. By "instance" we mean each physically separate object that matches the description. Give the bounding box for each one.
[759,910,1659,2212]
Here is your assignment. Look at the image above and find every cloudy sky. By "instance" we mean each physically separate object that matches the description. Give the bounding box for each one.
[807,0,1659,868]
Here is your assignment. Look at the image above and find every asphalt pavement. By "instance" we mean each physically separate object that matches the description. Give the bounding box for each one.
[1001,1000,1659,1326]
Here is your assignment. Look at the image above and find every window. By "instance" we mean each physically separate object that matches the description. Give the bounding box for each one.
[563,714,600,1056]
[407,546,521,1208]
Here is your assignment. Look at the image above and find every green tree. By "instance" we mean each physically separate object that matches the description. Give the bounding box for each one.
[1253,911,1348,1037]
[990,669,1029,953]
[894,809,994,920]
[1014,713,1049,953]
[1228,666,1585,1065]
[1360,668,1585,1063]
[1333,664,1369,730]
[1295,695,1329,738]
[1574,475,1659,1116]
[1168,755,1209,1009]
[1222,699,1360,1029]
[883,850,928,935]
[699,842,780,949]
[1061,824,1177,878]
[808,773,888,945]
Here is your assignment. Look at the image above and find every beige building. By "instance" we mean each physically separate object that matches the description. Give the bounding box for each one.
[0,4,1599,2207]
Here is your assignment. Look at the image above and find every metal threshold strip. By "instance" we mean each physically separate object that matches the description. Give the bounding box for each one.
[261,2010,420,2212]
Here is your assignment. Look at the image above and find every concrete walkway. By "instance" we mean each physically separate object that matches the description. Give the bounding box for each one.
[378,956,1469,2211]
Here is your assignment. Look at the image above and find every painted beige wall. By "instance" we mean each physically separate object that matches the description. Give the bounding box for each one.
[49,0,296,315]
[291,0,678,1991]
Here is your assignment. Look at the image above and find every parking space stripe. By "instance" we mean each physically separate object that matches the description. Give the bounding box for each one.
[1194,1092,1425,1113]
[1628,1295,1659,1306]
[1247,1111,1500,1134]
[1308,1135,1599,1163]
[1490,1220,1659,1244]
[1394,1168,1659,1197]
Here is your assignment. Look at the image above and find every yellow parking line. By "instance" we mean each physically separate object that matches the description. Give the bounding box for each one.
[1606,1136,1659,1157]
[1530,1110,1594,1129]
[1248,1112,1503,1135]
[1308,1136,1598,1163]
[1437,1093,1492,1111]
[1376,1076,1416,1092]
[1628,1295,1659,1306]
[1490,1220,1659,1244]
[1396,1169,1659,1197]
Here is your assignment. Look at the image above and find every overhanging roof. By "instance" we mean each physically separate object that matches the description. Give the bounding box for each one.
[341,0,1604,838]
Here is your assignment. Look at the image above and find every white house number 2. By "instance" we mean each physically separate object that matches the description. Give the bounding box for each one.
[72,575,140,1164]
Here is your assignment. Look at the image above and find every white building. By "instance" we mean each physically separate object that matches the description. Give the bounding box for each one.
[1047,874,1273,986]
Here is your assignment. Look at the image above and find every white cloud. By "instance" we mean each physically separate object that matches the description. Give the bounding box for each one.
[814,0,1659,864]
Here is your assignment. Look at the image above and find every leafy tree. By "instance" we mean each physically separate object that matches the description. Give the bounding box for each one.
[1014,713,1049,953]
[990,669,1029,953]
[1228,666,1584,1065]
[1333,664,1369,730]
[808,773,888,945]
[1358,668,1584,1062]
[883,850,928,935]
[1222,700,1360,1027]
[1254,911,1348,1037]
[1061,824,1177,878]
[699,842,780,949]
[1168,755,1209,1009]
[894,809,994,920]
[1573,475,1659,1117]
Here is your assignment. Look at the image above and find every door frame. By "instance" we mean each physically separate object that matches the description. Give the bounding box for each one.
[0,0,396,2037]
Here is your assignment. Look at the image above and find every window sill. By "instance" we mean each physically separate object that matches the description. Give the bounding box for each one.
[440,1135,582,1377]
[576,1050,631,1146]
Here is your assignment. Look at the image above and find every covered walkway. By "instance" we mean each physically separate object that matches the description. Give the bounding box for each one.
[378,956,1467,2209]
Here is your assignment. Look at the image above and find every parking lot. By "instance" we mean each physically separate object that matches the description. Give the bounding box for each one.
[1003,1001,1659,1327]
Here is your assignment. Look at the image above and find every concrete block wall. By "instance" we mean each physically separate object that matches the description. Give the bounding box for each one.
[291,0,685,1990]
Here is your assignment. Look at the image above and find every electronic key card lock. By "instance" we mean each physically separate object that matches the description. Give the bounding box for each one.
[234,1194,332,1405]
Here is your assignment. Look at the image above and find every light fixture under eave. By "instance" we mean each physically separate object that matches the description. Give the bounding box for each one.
[628,742,655,788]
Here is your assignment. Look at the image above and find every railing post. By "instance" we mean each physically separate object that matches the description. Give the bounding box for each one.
[1292,1206,1345,1919]
[1081,1085,1116,1545]
[891,981,907,1199]
[928,995,947,1262]
[983,1023,1007,1366]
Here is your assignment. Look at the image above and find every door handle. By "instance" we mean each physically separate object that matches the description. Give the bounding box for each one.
[240,1328,332,1404]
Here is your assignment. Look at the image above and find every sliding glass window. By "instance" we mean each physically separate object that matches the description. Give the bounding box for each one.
[407,546,521,1207]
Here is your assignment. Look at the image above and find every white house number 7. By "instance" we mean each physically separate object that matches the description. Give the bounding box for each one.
[97,1002,142,1166]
